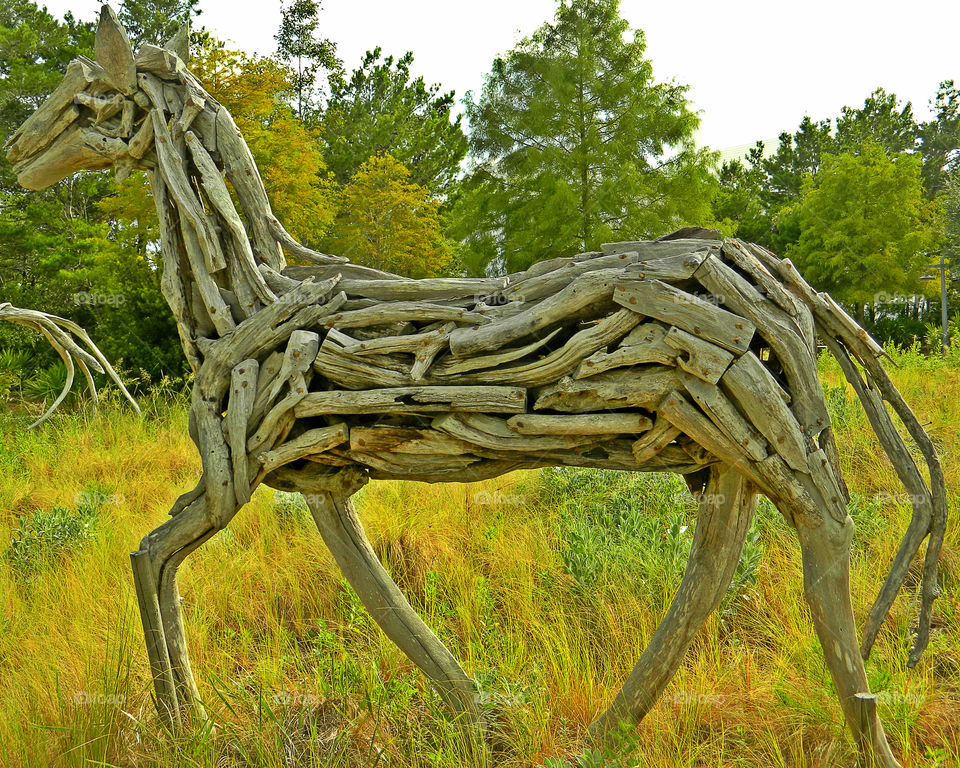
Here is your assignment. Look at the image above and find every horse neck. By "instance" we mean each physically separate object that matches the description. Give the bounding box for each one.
[145,74,287,349]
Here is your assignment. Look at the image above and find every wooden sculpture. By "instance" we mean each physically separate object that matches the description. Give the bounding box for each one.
[4,7,948,766]
[0,302,138,427]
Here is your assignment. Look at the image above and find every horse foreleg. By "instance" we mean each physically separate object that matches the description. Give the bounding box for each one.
[301,468,485,755]
[131,484,228,729]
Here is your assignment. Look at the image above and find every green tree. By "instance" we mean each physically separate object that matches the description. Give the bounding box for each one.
[326,153,452,277]
[779,142,940,317]
[192,38,337,246]
[453,0,716,273]
[710,145,771,244]
[919,80,960,196]
[274,0,338,120]
[943,173,960,265]
[835,87,916,155]
[118,0,201,47]
[319,48,468,195]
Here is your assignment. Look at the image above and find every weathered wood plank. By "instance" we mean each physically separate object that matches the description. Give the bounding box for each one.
[720,352,809,472]
[338,277,507,302]
[224,359,258,505]
[296,386,527,416]
[631,418,682,464]
[449,268,622,358]
[681,374,767,462]
[533,366,681,413]
[323,302,489,330]
[622,248,714,281]
[506,413,652,435]
[693,253,829,435]
[432,413,604,452]
[600,238,719,256]
[663,326,734,385]
[613,278,755,354]
[454,309,641,387]
[657,390,758,478]
[431,328,561,376]
[258,424,349,475]
[6,58,99,163]
[95,5,137,94]
[575,322,675,378]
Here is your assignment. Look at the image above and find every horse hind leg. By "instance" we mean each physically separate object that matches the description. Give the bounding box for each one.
[790,501,903,768]
[589,463,758,741]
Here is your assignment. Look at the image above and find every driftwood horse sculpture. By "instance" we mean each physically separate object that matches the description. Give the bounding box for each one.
[5,8,949,766]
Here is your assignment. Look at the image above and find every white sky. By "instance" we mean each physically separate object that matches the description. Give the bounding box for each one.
[43,0,959,153]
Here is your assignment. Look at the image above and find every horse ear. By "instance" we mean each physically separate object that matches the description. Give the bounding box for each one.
[165,22,190,63]
[95,5,137,95]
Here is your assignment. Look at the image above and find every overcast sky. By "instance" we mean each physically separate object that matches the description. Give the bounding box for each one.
[44,0,959,153]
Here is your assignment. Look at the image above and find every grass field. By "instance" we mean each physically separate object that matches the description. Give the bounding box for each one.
[0,349,957,767]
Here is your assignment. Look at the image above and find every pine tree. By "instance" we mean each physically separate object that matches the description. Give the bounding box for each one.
[779,142,940,313]
[452,0,716,272]
[319,48,467,195]
[274,0,338,120]
[118,0,201,47]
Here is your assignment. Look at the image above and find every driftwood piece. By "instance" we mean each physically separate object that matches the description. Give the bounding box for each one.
[632,417,682,464]
[507,413,652,435]
[296,386,527,416]
[534,367,681,413]
[258,424,349,474]
[433,413,605,452]
[664,326,735,385]
[613,278,755,354]
[6,58,99,163]
[95,6,137,95]
[721,353,808,472]
[224,359,259,505]
[431,328,561,376]
[454,309,641,387]
[323,302,489,330]
[622,248,713,280]
[0,303,139,428]
[449,268,622,357]
[694,253,829,435]
[576,322,675,378]
[681,374,768,462]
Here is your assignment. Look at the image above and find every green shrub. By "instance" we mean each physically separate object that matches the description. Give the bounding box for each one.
[23,361,69,402]
[6,490,103,574]
[534,467,767,612]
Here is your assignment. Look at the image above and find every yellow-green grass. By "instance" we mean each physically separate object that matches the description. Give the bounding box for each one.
[0,351,957,767]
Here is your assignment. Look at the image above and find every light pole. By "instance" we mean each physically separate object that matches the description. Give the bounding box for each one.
[919,252,951,353]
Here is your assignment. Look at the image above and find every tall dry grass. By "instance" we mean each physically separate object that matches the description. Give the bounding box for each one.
[0,350,956,767]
